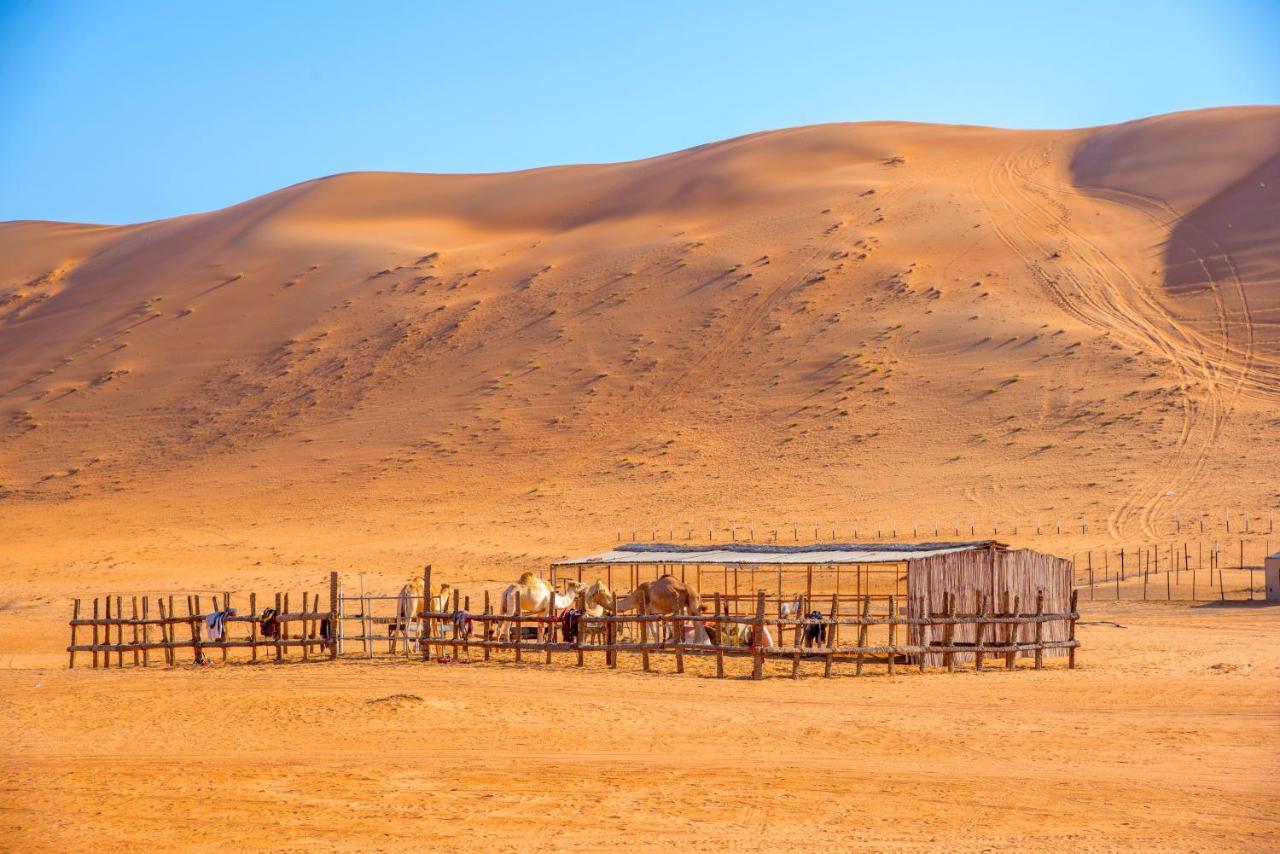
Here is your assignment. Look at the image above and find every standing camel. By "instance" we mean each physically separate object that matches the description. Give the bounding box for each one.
[496,573,584,641]
[390,577,452,654]
[613,575,707,644]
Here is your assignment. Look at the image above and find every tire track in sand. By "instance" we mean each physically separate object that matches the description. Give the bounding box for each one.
[979,141,1244,539]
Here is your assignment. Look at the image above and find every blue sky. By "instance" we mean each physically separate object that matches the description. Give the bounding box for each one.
[1,0,1276,224]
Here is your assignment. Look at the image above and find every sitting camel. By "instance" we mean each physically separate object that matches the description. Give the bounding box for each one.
[496,572,584,641]
[389,577,452,653]
[613,574,709,644]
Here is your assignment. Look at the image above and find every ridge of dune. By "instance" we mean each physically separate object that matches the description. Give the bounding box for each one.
[1,107,1278,570]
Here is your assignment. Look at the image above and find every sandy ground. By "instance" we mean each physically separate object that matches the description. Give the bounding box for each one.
[2,601,1277,852]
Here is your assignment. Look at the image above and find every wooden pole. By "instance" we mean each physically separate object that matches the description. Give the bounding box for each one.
[887,595,897,677]
[140,596,150,667]
[640,588,650,673]
[453,588,462,662]
[608,591,618,669]
[825,593,838,678]
[68,599,80,669]
[423,564,433,660]
[329,571,339,660]
[674,608,685,675]
[116,595,124,667]
[103,595,112,668]
[130,596,140,666]
[942,593,955,673]
[545,583,555,666]
[275,592,283,662]
[856,596,869,676]
[514,593,523,663]
[1033,591,1045,670]
[917,594,928,673]
[483,591,492,661]
[91,598,100,668]
[188,595,204,665]
[752,590,766,680]
[249,592,258,662]
[1068,590,1078,669]
[156,598,170,665]
[575,586,585,668]
[714,592,725,678]
[791,593,802,680]
[301,591,311,662]
[973,590,986,672]
[1004,592,1017,671]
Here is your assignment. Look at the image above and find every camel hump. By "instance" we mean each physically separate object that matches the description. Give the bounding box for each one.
[518,571,539,586]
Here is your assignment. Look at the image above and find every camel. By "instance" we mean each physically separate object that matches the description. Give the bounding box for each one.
[389,577,452,653]
[496,573,584,641]
[578,580,615,643]
[612,574,708,644]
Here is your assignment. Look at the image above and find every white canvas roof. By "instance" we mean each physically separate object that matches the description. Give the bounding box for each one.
[553,540,1001,567]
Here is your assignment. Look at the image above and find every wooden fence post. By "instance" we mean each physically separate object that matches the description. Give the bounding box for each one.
[1068,590,1078,669]
[329,571,339,660]
[91,598,100,668]
[483,591,492,662]
[514,596,523,663]
[130,596,140,667]
[714,593,725,678]
[167,596,176,664]
[302,592,311,662]
[608,591,618,670]
[453,588,462,662]
[1005,593,1019,671]
[674,608,685,675]
[942,593,955,673]
[974,591,986,672]
[856,596,870,676]
[220,592,230,663]
[188,595,204,665]
[115,595,124,667]
[825,593,838,678]
[68,599,80,669]
[1033,591,1044,670]
[916,594,928,673]
[752,590,766,680]
[544,583,554,666]
[246,592,258,662]
[887,595,897,677]
[274,592,283,662]
[103,595,112,668]
[141,596,150,667]
[422,564,433,660]
[640,589,650,673]
[575,587,585,668]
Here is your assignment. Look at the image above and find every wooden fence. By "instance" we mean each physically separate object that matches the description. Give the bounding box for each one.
[67,572,1079,679]
[66,575,338,668]
[1070,540,1272,601]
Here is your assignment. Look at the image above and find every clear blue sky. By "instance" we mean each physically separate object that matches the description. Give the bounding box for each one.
[1,0,1276,224]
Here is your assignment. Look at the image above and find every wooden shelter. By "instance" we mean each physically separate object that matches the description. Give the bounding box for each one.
[553,540,1073,665]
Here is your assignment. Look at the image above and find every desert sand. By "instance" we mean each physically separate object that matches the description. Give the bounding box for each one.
[2,107,1279,850]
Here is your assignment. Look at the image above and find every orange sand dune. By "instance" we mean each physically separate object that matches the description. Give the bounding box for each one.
[2,107,1278,573]
[3,107,1280,852]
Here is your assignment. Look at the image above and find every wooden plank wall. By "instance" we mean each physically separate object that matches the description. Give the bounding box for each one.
[908,547,1072,666]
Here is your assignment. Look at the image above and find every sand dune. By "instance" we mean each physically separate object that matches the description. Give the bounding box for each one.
[2,107,1278,572]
